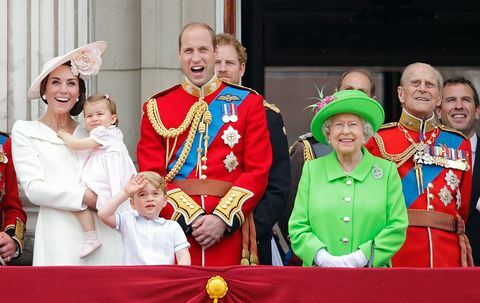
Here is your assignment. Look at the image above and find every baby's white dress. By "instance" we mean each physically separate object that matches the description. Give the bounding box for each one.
[81,125,136,212]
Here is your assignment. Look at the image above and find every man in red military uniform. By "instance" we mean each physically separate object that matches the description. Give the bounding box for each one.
[0,132,26,265]
[137,22,272,266]
[366,62,472,267]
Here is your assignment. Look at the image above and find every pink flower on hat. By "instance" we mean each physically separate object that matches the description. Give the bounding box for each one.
[70,46,103,80]
[306,84,335,113]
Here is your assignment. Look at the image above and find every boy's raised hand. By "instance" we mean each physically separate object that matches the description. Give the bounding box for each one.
[124,174,148,196]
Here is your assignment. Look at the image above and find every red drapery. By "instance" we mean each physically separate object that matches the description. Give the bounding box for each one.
[1,265,479,302]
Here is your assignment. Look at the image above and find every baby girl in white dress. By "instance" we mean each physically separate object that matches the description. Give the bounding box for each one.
[57,94,136,258]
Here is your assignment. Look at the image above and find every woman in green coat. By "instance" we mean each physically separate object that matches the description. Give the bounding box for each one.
[289,90,408,267]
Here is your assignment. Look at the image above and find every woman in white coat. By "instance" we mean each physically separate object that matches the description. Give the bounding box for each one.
[11,41,123,265]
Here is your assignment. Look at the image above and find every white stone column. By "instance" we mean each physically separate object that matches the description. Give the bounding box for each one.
[9,0,28,128]
[93,0,142,159]
[0,0,7,131]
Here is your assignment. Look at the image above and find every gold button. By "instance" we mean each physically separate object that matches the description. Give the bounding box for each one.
[428,193,434,200]
[344,197,351,202]
[181,198,187,202]
[231,193,237,197]
[342,217,350,223]
[428,205,434,210]
[179,195,184,199]
[222,204,227,209]
[189,205,195,209]
[341,238,349,244]
[201,175,207,179]
[226,201,231,205]
[427,183,434,189]
[185,201,190,206]
[346,180,352,185]
[228,197,234,202]
[202,165,208,171]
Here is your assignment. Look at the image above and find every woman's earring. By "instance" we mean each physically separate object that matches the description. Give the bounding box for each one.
[42,94,47,100]
[76,97,80,102]
[327,140,331,144]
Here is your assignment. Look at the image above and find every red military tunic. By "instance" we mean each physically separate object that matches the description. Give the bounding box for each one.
[0,133,27,254]
[137,76,272,266]
[366,110,472,267]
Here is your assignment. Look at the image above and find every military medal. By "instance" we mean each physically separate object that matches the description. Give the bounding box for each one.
[221,126,241,148]
[230,103,238,123]
[222,104,230,123]
[223,151,239,172]
[445,170,459,190]
[438,186,453,207]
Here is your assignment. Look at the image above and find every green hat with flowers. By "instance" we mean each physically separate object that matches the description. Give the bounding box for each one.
[310,90,385,144]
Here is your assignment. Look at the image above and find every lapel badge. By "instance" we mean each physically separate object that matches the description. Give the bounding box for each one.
[372,164,383,179]
[222,126,241,148]
[223,151,239,173]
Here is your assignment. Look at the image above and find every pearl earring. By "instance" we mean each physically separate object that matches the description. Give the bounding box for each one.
[42,94,47,100]
[76,97,79,102]
[327,140,331,144]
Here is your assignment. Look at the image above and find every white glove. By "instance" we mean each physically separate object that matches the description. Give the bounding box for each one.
[314,248,343,267]
[314,249,368,268]
[341,250,368,268]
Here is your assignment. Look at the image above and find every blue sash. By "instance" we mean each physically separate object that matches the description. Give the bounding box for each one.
[168,86,249,179]
[402,130,463,207]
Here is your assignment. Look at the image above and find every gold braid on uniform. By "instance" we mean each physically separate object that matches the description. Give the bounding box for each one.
[301,139,315,162]
[373,133,417,168]
[147,98,210,182]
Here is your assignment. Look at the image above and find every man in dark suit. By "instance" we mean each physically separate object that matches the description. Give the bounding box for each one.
[215,33,290,265]
[438,76,480,265]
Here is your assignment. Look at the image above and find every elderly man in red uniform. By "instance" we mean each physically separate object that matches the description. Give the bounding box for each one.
[0,132,26,265]
[366,62,472,267]
[137,23,272,266]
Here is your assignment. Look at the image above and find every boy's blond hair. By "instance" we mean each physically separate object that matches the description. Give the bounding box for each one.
[137,171,167,195]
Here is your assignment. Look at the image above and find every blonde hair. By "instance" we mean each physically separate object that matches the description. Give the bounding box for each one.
[137,171,167,195]
[84,94,119,126]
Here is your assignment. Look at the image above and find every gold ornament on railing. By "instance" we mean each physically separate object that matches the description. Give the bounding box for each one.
[206,276,228,303]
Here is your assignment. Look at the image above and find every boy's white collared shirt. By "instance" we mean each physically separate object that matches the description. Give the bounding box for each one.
[115,210,189,265]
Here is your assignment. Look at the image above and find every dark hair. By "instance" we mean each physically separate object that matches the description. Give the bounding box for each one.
[178,22,216,50]
[39,61,86,116]
[337,69,376,97]
[84,94,119,126]
[215,33,247,64]
[443,76,479,107]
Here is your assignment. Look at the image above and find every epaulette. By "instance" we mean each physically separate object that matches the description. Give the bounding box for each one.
[148,84,181,100]
[438,124,469,140]
[289,133,316,161]
[379,122,398,130]
[263,100,280,113]
[224,82,259,95]
[298,132,314,140]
